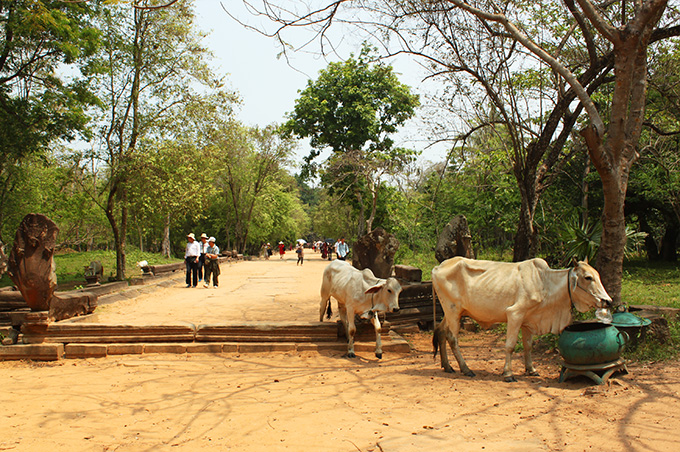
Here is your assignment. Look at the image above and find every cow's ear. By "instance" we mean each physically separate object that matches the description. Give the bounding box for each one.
[365,284,383,295]
[583,256,589,264]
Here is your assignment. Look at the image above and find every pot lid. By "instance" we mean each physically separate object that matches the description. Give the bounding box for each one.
[611,311,652,327]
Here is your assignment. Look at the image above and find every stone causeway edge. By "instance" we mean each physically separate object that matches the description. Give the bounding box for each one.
[0,331,411,361]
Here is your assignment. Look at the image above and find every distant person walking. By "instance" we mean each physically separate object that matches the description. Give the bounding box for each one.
[335,238,349,261]
[262,242,272,260]
[203,237,220,288]
[296,243,304,265]
[184,233,201,288]
[278,241,286,259]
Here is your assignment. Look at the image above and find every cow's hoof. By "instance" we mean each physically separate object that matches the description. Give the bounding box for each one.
[504,375,518,383]
[443,367,455,374]
[464,370,476,378]
[526,370,540,377]
[375,353,383,359]
[347,352,356,358]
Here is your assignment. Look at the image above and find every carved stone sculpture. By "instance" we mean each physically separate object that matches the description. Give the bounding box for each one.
[7,214,59,311]
[352,227,400,279]
[435,214,475,263]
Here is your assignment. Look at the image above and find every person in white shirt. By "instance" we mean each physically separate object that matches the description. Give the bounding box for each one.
[335,238,349,260]
[184,233,201,287]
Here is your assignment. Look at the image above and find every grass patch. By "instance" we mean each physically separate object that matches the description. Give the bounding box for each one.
[0,249,181,287]
[621,259,680,308]
[625,320,680,362]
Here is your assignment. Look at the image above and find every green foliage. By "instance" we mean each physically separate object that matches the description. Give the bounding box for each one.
[0,0,100,240]
[283,44,419,236]
[309,191,358,241]
[283,44,419,167]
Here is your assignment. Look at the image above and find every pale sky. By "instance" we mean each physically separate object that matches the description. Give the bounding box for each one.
[194,1,450,164]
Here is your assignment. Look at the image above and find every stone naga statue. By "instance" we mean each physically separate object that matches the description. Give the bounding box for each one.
[7,214,59,311]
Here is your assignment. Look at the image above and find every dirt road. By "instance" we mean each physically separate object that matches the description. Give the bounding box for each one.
[1,252,679,451]
[89,251,331,325]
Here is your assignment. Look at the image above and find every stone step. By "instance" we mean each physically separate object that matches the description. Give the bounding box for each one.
[0,332,411,361]
[196,322,339,342]
[17,320,394,343]
[21,322,197,344]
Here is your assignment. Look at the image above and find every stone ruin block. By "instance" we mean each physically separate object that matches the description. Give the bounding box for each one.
[352,228,399,279]
[435,214,475,263]
[394,264,422,282]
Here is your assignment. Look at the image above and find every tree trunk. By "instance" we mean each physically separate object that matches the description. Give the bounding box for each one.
[513,198,537,262]
[356,189,366,238]
[512,162,539,262]
[638,215,660,261]
[660,223,678,262]
[581,154,590,224]
[582,14,662,303]
[594,159,628,303]
[161,214,171,258]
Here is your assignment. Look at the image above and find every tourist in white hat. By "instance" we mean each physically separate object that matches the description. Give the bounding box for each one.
[203,237,220,288]
[184,233,201,287]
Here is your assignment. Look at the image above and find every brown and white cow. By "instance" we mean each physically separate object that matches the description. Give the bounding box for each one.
[320,260,401,358]
[432,257,612,382]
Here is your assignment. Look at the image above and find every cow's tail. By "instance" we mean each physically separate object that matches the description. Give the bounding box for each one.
[432,323,441,359]
[432,277,438,331]
[325,300,332,319]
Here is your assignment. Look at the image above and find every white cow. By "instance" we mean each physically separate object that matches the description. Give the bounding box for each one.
[432,257,612,382]
[320,260,402,358]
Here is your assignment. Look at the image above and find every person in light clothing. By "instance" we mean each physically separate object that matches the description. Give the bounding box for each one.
[203,237,220,288]
[335,238,349,261]
[184,233,201,287]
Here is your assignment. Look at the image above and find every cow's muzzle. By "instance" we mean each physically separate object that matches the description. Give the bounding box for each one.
[600,298,613,308]
[391,307,400,314]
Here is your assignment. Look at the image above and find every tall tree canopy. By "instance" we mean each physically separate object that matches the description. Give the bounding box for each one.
[84,1,216,279]
[0,0,99,241]
[283,45,420,236]
[249,0,680,302]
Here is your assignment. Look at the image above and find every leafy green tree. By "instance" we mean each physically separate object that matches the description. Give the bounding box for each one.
[283,45,420,237]
[310,191,357,241]
[84,1,214,278]
[126,90,237,257]
[255,0,680,301]
[0,0,99,241]
[626,40,680,261]
[210,123,296,253]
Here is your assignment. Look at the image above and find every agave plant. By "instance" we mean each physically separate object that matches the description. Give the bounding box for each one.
[561,214,602,264]
[560,213,647,264]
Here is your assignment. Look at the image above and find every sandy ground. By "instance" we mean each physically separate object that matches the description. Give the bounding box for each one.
[1,252,680,451]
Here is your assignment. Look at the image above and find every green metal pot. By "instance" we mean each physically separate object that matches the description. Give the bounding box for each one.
[611,311,651,349]
[558,322,628,365]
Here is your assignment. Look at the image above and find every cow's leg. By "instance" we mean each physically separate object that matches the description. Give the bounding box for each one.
[319,297,331,322]
[521,325,538,376]
[371,312,383,359]
[433,322,455,374]
[502,317,523,382]
[339,306,357,358]
[445,316,475,377]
